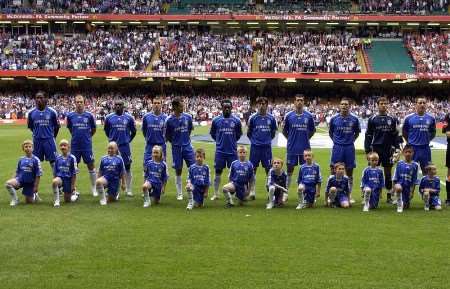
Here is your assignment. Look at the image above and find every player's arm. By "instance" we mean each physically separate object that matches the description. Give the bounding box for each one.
[270,117,277,139]
[402,117,409,143]
[429,117,436,141]
[209,118,217,141]
[328,117,334,140]
[33,176,40,194]
[142,115,147,138]
[282,114,289,139]
[161,163,169,194]
[67,115,73,133]
[164,118,172,143]
[90,114,97,136]
[418,178,425,195]
[354,117,361,141]
[442,115,449,134]
[103,116,110,138]
[308,115,316,139]
[129,117,137,142]
[27,113,33,132]
[205,166,211,197]
[236,119,243,140]
[364,117,374,153]
[52,110,60,138]
[188,115,194,136]
[246,115,253,139]
[71,174,77,193]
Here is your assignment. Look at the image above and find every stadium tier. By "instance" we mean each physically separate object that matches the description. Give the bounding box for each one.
[1,0,448,15]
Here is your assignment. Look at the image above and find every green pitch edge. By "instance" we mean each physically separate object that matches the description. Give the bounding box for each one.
[366,39,415,73]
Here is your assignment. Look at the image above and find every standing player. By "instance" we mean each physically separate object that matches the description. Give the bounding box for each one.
[247,97,277,200]
[364,96,401,204]
[66,94,97,196]
[27,91,60,169]
[142,97,167,164]
[209,99,242,201]
[329,98,361,202]
[402,97,436,173]
[282,94,315,193]
[441,112,450,206]
[165,97,195,200]
[5,140,42,206]
[104,100,136,197]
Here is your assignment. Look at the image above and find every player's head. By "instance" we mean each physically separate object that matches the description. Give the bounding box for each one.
[339,98,350,115]
[303,149,313,163]
[152,97,163,114]
[376,96,388,114]
[424,163,437,176]
[334,162,346,176]
[237,145,247,160]
[272,158,284,170]
[367,152,379,167]
[75,94,85,112]
[172,97,184,114]
[22,139,33,155]
[114,100,124,115]
[256,97,268,114]
[415,96,427,115]
[195,148,206,164]
[221,99,232,118]
[402,144,414,161]
[107,141,119,156]
[35,91,47,110]
[294,94,305,111]
[59,139,70,155]
[151,145,163,162]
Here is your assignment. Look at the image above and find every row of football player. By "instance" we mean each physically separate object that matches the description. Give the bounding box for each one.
[9,92,444,211]
[5,138,442,213]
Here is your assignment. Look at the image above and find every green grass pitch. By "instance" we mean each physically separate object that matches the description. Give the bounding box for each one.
[0,124,449,289]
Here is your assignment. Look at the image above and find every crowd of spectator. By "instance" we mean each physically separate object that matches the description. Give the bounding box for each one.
[1,0,449,15]
[153,31,253,72]
[405,32,450,74]
[359,0,448,14]
[0,30,157,71]
[1,91,448,127]
[258,31,361,73]
[0,0,167,14]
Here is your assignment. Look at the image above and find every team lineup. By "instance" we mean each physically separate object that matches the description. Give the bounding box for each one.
[5,92,449,213]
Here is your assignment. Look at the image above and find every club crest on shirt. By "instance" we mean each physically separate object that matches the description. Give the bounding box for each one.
[304,118,308,124]
[123,119,128,125]
[45,114,50,120]
[426,119,431,125]
[267,119,271,125]
[387,119,392,126]
[230,121,235,128]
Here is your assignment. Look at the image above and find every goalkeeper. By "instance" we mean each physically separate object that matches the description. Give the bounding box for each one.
[364,96,403,204]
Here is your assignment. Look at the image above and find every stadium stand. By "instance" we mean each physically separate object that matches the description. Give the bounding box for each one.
[365,39,415,73]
